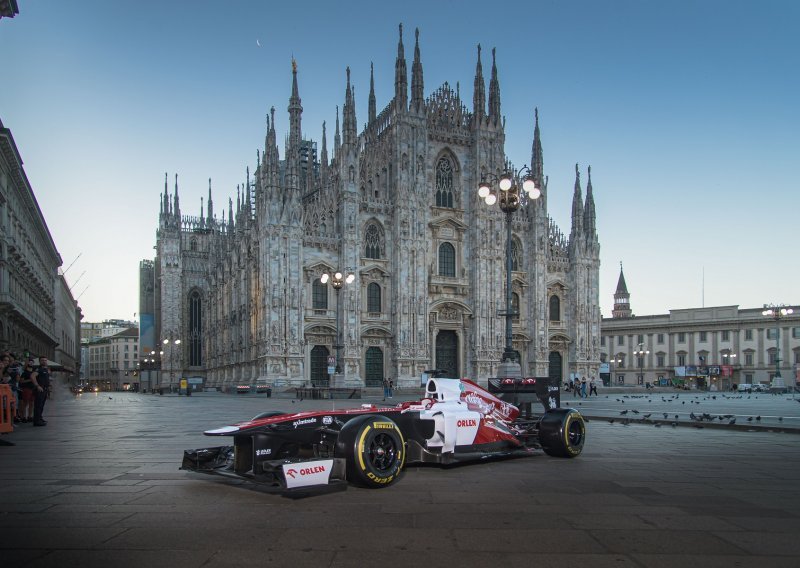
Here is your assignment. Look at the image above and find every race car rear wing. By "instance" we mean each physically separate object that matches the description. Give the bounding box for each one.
[487,377,561,415]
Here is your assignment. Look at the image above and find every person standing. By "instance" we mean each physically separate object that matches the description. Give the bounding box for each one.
[31,356,51,427]
[589,376,598,396]
[580,377,587,398]
[17,358,36,423]
[382,377,390,401]
[388,378,394,399]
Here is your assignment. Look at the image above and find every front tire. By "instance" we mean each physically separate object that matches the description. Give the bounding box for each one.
[335,415,405,488]
[538,408,585,458]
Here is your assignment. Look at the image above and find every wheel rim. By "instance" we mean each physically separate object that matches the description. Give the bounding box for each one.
[368,432,398,472]
[567,418,584,448]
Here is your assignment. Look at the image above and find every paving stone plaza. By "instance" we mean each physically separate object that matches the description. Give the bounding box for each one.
[2,385,800,567]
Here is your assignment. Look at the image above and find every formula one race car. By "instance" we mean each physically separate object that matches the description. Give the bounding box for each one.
[181,376,585,494]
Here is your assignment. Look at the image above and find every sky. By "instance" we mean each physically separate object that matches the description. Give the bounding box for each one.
[1,0,798,322]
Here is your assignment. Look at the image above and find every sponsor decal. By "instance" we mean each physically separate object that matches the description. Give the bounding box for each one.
[372,422,394,429]
[322,416,333,425]
[255,448,272,457]
[282,459,334,489]
[292,417,317,428]
[457,418,477,428]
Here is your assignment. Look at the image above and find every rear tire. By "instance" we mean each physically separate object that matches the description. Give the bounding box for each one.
[538,408,585,458]
[335,415,405,488]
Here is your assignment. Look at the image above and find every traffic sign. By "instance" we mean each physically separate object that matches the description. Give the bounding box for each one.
[327,366,336,375]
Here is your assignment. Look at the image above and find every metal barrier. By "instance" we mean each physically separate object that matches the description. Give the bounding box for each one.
[1,384,16,436]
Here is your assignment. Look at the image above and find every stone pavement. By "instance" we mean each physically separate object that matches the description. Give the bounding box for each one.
[1,386,800,567]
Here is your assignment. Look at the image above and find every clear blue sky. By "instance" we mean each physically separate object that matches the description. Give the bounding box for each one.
[2,0,797,322]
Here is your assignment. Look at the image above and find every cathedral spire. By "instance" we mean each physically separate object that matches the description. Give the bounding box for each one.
[410,28,424,113]
[584,165,597,239]
[473,44,485,121]
[394,23,408,110]
[288,58,303,152]
[173,173,181,220]
[228,197,234,233]
[334,105,341,159]
[570,163,583,236]
[531,108,544,189]
[321,120,328,167]
[162,172,168,216]
[245,166,251,220]
[488,47,501,126]
[207,178,214,221]
[368,62,376,123]
[343,67,357,147]
[200,197,204,226]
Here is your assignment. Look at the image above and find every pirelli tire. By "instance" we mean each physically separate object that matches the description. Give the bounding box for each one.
[537,408,586,458]
[335,414,406,488]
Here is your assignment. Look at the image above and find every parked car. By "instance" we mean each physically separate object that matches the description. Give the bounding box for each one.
[752,383,769,392]
[737,384,753,393]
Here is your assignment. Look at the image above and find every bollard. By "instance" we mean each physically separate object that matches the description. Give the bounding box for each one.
[0,384,15,434]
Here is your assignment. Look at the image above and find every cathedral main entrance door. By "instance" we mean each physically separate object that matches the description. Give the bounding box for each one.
[310,345,330,387]
[435,330,459,379]
[548,351,563,385]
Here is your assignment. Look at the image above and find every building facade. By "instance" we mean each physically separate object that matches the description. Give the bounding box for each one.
[601,266,800,390]
[144,29,602,390]
[0,118,75,362]
[86,327,139,391]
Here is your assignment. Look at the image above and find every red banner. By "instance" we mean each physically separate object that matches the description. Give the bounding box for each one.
[720,365,733,377]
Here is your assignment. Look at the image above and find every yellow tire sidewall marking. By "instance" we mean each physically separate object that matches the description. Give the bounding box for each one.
[357,425,371,472]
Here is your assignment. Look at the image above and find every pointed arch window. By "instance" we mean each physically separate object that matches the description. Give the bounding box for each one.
[312,278,328,310]
[511,292,520,323]
[511,238,522,271]
[438,242,456,277]
[367,283,381,313]
[189,290,202,366]
[435,157,454,208]
[549,295,561,322]
[365,223,383,259]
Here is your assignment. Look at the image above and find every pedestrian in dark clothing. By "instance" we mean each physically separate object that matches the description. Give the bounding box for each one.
[388,378,394,399]
[18,359,36,422]
[382,377,390,401]
[580,378,587,398]
[31,356,51,426]
[589,377,598,396]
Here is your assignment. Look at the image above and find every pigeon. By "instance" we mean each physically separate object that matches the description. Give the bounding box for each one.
[643,413,652,419]
[690,412,698,420]
[675,414,679,420]
[729,418,736,425]
[747,416,753,422]
[620,410,628,415]
[671,422,678,427]
[632,410,640,414]
[608,418,615,424]
[663,413,669,419]
[756,416,761,421]
[779,417,783,422]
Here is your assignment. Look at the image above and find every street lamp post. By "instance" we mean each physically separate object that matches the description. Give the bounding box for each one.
[321,270,354,386]
[609,357,621,386]
[761,304,794,393]
[722,352,737,391]
[634,343,649,387]
[161,334,181,394]
[478,165,540,378]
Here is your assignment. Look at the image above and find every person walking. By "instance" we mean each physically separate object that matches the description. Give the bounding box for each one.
[382,377,390,401]
[580,377,587,398]
[589,376,598,396]
[388,378,394,399]
[31,356,51,427]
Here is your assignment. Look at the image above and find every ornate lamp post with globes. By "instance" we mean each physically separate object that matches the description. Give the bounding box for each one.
[761,304,794,393]
[161,333,181,394]
[321,270,354,386]
[634,343,649,386]
[478,164,540,378]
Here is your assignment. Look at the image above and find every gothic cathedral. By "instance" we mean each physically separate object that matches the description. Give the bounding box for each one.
[144,27,601,390]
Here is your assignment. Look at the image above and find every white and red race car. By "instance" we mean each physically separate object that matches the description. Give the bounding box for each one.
[182,376,585,494]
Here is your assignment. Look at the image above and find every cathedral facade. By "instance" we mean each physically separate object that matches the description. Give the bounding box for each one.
[144,27,601,390]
